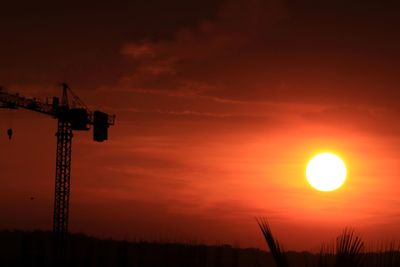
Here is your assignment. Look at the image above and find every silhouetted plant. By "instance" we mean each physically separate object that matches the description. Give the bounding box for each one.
[257,219,367,267]
[335,228,364,267]
[257,217,289,267]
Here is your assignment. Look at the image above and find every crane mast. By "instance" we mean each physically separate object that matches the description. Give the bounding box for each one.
[0,84,115,238]
[54,113,73,236]
[53,84,75,237]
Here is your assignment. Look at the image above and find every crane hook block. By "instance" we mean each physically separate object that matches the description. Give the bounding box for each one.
[7,128,13,140]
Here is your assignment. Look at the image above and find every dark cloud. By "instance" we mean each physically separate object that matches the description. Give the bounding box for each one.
[0,1,221,87]
[120,0,400,107]
[4,0,400,108]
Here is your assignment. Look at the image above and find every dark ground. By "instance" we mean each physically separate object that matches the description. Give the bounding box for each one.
[0,230,312,267]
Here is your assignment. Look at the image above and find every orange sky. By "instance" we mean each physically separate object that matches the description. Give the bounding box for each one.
[1,0,400,251]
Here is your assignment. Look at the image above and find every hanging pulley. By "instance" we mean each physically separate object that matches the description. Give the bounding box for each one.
[7,128,12,140]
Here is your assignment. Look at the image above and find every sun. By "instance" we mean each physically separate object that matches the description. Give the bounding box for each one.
[306,153,347,192]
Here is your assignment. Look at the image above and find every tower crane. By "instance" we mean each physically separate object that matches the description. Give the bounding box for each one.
[0,83,115,237]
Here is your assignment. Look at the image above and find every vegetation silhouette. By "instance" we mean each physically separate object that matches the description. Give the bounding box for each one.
[0,222,400,266]
[257,218,289,267]
[257,217,400,267]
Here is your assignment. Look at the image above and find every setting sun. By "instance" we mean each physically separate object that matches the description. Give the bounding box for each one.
[306,153,347,192]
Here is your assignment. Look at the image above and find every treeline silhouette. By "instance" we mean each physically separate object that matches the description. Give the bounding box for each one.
[3,225,397,267]
[0,230,310,267]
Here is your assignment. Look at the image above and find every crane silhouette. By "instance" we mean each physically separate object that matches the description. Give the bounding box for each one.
[0,84,115,262]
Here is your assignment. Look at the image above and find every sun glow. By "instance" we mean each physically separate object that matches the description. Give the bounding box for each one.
[306,153,347,192]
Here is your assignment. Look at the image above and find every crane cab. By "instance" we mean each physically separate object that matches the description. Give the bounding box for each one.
[69,108,89,130]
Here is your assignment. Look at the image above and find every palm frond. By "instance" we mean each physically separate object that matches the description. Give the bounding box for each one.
[335,228,364,267]
[256,217,289,267]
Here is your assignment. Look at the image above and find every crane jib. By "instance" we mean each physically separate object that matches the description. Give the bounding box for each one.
[0,88,115,142]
